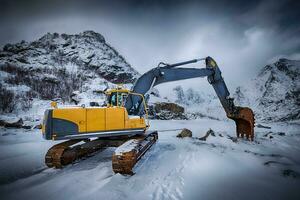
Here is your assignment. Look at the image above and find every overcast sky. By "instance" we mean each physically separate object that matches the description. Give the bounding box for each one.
[1,0,300,92]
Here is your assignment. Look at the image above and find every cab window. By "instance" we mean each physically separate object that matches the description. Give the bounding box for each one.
[109,92,128,107]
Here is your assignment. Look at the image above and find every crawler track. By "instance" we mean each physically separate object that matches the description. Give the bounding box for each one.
[45,131,158,175]
[45,138,126,168]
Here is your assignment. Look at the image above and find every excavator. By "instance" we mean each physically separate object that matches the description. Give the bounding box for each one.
[42,56,255,174]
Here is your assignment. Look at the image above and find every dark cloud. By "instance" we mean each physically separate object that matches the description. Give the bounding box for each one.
[0,0,299,91]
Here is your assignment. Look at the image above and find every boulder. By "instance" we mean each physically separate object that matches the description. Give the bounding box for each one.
[149,102,186,120]
[177,128,192,138]
[0,117,23,128]
[199,129,215,141]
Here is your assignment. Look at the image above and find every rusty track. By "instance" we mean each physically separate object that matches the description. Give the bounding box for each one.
[45,138,126,168]
[45,132,158,175]
[112,131,158,175]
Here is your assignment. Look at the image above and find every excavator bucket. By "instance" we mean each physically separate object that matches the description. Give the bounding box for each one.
[227,107,255,140]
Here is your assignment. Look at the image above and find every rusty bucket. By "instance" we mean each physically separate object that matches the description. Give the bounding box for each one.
[227,107,255,140]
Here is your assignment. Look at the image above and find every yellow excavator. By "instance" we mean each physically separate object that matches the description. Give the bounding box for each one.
[42,57,255,174]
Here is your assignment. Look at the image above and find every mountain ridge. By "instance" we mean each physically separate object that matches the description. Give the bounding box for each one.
[0,31,139,120]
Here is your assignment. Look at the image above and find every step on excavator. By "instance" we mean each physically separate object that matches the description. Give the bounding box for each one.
[42,57,255,174]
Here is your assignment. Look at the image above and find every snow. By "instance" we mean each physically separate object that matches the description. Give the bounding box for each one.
[0,70,10,79]
[114,139,139,156]
[0,119,299,200]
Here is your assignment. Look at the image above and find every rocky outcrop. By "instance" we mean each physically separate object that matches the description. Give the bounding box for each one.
[0,31,140,115]
[0,31,138,83]
[148,102,187,120]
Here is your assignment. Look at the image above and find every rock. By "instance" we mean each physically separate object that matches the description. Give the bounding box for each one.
[149,102,186,120]
[42,74,60,84]
[278,132,285,136]
[89,102,100,107]
[227,135,238,143]
[33,124,42,129]
[256,124,271,129]
[70,91,81,105]
[198,129,215,141]
[22,125,32,129]
[263,131,272,137]
[209,129,216,136]
[0,118,23,128]
[81,30,105,43]
[177,128,192,138]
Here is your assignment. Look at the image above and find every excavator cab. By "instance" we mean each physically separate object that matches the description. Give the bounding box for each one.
[105,86,150,125]
[105,86,130,107]
[107,91,128,107]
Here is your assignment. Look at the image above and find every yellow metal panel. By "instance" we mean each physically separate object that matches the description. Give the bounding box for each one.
[52,108,86,132]
[125,118,146,129]
[86,108,106,132]
[106,107,125,130]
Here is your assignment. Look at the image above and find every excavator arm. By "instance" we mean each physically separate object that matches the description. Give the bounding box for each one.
[125,57,255,140]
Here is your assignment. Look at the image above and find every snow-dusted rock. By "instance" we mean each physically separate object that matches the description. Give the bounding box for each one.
[0,116,23,128]
[176,128,192,138]
[148,102,187,120]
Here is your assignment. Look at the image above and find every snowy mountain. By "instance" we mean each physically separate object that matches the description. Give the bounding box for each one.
[234,58,300,122]
[0,31,139,124]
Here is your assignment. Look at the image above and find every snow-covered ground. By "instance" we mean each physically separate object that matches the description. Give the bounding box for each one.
[0,119,300,200]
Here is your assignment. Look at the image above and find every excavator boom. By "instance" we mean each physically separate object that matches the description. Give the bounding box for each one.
[125,56,255,139]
